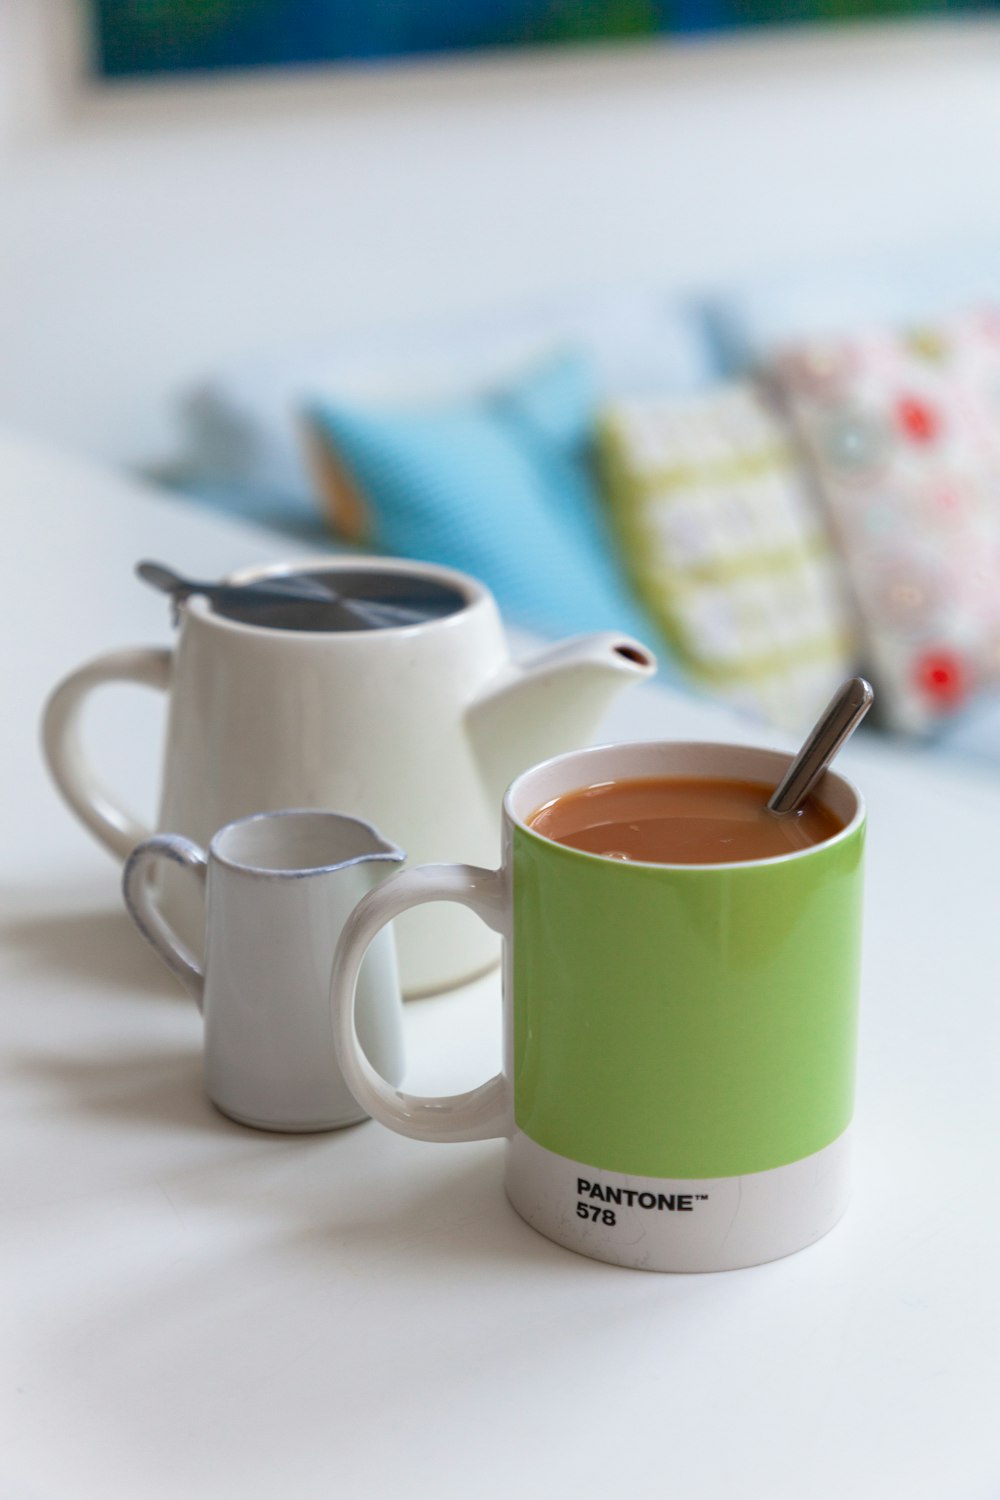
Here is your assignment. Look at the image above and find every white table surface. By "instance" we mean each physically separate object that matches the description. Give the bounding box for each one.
[3,430,999,1499]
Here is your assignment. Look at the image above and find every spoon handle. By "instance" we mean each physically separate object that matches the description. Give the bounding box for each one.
[136,561,340,605]
[136,561,189,596]
[768,677,874,816]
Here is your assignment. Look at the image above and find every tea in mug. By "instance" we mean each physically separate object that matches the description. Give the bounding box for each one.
[528,775,844,865]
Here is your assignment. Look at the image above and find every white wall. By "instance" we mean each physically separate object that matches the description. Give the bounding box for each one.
[3,6,1000,467]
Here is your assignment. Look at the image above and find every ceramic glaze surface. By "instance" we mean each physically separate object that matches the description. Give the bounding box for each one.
[123,809,404,1132]
[43,556,655,995]
[331,741,865,1271]
[511,784,864,1179]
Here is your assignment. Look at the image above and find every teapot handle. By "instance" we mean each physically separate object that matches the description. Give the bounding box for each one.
[41,647,172,860]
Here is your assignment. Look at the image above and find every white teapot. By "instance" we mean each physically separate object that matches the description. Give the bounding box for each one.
[43,557,655,994]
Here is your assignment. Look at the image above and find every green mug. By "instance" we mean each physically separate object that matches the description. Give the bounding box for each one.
[331,741,865,1272]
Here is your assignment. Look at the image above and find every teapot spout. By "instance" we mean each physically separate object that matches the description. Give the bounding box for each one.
[467,632,656,806]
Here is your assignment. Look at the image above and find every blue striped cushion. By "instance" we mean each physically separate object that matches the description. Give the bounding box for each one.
[305,353,656,644]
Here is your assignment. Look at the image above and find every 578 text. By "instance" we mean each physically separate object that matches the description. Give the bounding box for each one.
[576,1201,616,1225]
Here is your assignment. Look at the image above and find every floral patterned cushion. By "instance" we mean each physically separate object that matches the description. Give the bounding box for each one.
[769,309,1000,734]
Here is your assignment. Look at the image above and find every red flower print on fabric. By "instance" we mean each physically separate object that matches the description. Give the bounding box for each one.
[914,647,969,709]
[897,395,940,444]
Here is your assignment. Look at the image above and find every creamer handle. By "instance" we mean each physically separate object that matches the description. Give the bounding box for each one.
[122,835,207,1006]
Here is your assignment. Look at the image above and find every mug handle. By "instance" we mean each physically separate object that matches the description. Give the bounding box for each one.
[122,835,207,1007]
[41,647,173,859]
[331,863,512,1143]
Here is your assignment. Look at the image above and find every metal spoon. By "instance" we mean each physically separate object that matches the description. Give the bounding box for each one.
[137,560,337,606]
[136,561,430,629]
[767,676,874,816]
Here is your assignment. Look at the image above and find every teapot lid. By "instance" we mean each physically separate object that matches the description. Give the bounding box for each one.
[137,559,467,633]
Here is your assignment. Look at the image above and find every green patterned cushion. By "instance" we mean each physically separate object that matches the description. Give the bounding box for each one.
[598,383,856,730]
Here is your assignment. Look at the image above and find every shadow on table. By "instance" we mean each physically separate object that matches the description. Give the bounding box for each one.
[6,1041,226,1135]
[1,892,230,1136]
[1,901,178,1002]
[206,1132,616,1281]
[307,1152,584,1277]
[26,1136,641,1495]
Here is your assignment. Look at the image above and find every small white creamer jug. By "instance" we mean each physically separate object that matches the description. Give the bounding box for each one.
[123,809,404,1132]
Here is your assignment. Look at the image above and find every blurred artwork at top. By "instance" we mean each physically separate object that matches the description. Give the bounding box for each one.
[93,0,986,76]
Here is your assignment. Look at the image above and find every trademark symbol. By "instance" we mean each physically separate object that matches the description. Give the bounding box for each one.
[696,1194,709,1200]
